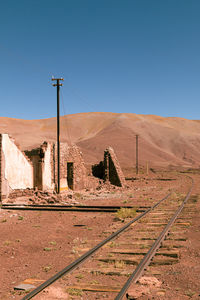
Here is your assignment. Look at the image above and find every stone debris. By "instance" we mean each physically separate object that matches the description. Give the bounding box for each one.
[126,284,150,299]
[3,180,130,205]
[39,286,69,300]
[138,276,162,287]
[9,188,34,199]
[27,190,76,205]
[4,189,78,205]
[9,214,18,218]
[126,276,162,299]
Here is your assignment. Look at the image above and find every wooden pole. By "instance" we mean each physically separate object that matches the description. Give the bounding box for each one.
[136,135,139,174]
[52,77,64,193]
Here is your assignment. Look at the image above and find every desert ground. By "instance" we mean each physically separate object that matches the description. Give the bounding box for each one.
[0,170,200,299]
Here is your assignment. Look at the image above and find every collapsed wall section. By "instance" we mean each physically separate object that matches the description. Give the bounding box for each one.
[92,146,126,187]
[104,147,126,187]
[0,134,33,200]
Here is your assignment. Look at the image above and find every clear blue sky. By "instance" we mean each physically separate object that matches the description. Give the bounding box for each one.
[1,0,200,120]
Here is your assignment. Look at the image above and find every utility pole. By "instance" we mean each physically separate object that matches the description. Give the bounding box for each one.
[52,77,64,193]
[136,134,139,175]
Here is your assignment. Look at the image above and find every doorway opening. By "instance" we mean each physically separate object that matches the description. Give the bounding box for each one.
[67,162,74,190]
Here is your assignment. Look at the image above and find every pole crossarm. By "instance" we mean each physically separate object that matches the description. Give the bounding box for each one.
[52,83,63,87]
[52,77,64,86]
[52,77,64,81]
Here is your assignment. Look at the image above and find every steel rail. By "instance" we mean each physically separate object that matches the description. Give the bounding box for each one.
[2,204,139,208]
[115,180,193,300]
[22,193,171,300]
[1,206,148,213]
[1,207,127,212]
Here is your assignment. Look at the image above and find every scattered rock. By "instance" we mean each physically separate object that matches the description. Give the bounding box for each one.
[138,276,162,288]
[9,214,18,218]
[47,198,55,204]
[126,284,150,299]
[39,286,69,300]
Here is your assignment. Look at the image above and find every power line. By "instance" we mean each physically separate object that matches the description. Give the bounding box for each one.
[60,88,72,146]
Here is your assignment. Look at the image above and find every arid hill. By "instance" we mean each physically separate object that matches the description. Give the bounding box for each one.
[0,112,200,169]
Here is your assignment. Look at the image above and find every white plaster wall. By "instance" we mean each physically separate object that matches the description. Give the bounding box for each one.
[42,143,52,190]
[2,134,33,189]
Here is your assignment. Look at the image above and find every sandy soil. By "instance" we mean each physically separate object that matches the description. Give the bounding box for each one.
[0,171,199,300]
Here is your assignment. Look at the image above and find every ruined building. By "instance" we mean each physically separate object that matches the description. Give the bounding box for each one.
[0,134,87,200]
[0,134,126,201]
[25,142,87,192]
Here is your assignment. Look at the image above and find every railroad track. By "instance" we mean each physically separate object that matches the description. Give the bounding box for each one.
[1,204,148,213]
[20,179,193,300]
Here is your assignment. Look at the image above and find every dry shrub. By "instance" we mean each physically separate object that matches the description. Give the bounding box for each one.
[115,208,136,220]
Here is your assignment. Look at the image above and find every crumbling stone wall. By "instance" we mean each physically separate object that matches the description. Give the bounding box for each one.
[0,135,88,200]
[92,146,126,187]
[26,142,87,192]
[66,145,87,190]
[48,143,87,191]
[104,147,126,187]
[57,143,69,191]
[52,143,87,191]
[0,134,33,200]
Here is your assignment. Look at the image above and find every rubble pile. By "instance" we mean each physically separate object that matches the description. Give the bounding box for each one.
[7,188,80,205]
[28,190,76,205]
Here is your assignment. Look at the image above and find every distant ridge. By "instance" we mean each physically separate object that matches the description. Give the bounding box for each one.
[0,112,200,169]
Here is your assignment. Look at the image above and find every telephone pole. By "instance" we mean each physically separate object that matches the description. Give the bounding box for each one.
[52,77,64,194]
[136,134,139,175]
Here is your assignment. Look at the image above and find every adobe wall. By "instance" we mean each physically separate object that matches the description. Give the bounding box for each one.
[0,134,33,200]
[0,136,87,200]
[42,142,53,190]
[26,142,87,192]
[67,145,87,190]
[25,142,54,191]
[53,143,87,191]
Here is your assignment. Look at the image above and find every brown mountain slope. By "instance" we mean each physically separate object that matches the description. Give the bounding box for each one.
[0,112,200,168]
